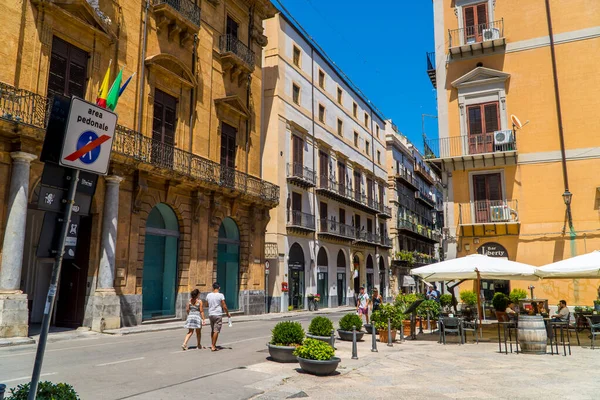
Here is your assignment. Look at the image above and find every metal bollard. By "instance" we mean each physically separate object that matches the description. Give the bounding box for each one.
[387,318,393,347]
[0,383,5,400]
[351,325,358,359]
[371,323,378,352]
[331,330,336,350]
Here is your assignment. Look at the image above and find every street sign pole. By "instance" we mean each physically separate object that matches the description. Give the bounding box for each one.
[28,169,80,400]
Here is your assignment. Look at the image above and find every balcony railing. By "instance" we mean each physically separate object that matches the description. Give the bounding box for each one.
[318,218,356,240]
[219,34,255,69]
[286,162,316,186]
[395,168,419,190]
[414,162,434,184]
[448,19,504,48]
[459,200,519,225]
[0,82,279,204]
[397,219,441,242]
[379,236,392,248]
[379,204,392,218]
[355,230,378,245]
[415,190,436,208]
[424,132,516,160]
[152,0,201,27]
[287,210,315,231]
[426,51,436,88]
[316,177,379,213]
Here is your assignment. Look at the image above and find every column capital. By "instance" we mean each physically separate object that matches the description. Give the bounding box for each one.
[10,152,37,164]
[105,175,124,185]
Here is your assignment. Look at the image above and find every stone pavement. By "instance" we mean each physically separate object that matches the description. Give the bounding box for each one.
[244,334,600,400]
[0,306,354,347]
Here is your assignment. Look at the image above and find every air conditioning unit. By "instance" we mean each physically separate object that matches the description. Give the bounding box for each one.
[490,205,510,222]
[494,130,513,146]
[483,28,500,41]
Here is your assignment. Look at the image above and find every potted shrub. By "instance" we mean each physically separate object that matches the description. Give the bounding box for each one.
[459,290,477,321]
[492,292,509,320]
[307,316,335,347]
[417,300,440,329]
[267,321,304,363]
[294,338,340,376]
[337,313,365,341]
[7,381,79,400]
[595,299,600,313]
[440,293,453,315]
[371,303,403,343]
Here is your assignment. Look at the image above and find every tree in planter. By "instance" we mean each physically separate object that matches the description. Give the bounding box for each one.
[339,313,363,331]
[417,299,441,320]
[492,292,510,320]
[459,290,478,321]
[8,381,79,400]
[439,293,454,314]
[271,321,304,346]
[308,316,334,337]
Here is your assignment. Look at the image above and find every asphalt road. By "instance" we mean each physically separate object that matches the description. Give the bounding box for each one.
[0,312,347,399]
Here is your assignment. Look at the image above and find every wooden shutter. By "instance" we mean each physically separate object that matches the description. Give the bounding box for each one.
[320,202,327,220]
[367,219,373,233]
[292,135,303,166]
[292,192,302,211]
[467,105,483,135]
[473,173,502,201]
[337,162,346,188]
[48,36,88,98]
[221,122,237,168]
[463,2,488,43]
[483,103,499,133]
[367,178,373,202]
[339,208,345,224]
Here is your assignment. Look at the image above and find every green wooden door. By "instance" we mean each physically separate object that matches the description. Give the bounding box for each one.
[217,218,240,310]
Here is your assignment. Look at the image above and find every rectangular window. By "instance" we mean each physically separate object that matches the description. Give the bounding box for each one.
[354,170,361,200]
[365,141,370,154]
[226,16,239,37]
[318,69,325,88]
[378,184,384,205]
[367,177,373,205]
[473,173,502,223]
[219,121,237,169]
[353,102,358,118]
[376,125,380,138]
[153,89,177,168]
[337,87,343,104]
[318,104,325,122]
[48,36,88,99]
[377,150,381,164]
[293,45,301,67]
[338,162,347,194]
[292,83,300,104]
[319,151,329,188]
[320,202,328,221]
[354,131,359,147]
[463,2,488,44]
[367,218,373,233]
[364,112,369,127]
[339,208,346,226]
[467,101,499,154]
[337,118,343,136]
[291,192,302,225]
[292,134,304,167]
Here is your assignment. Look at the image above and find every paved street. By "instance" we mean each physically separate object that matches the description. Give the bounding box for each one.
[0,312,347,399]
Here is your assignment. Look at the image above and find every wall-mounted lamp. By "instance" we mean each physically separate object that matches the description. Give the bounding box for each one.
[562,190,573,206]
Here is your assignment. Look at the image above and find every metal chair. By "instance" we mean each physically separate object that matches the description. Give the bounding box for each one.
[565,312,580,346]
[586,316,600,349]
[440,317,463,345]
[461,318,479,344]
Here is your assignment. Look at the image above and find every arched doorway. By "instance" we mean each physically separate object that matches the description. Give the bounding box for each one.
[378,256,386,300]
[289,243,305,310]
[142,203,179,320]
[217,217,240,310]
[366,255,374,295]
[317,247,328,308]
[336,250,346,306]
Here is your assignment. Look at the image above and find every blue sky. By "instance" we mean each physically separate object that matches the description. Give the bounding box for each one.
[274,0,439,150]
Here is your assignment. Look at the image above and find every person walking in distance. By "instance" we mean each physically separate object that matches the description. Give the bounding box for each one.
[207,282,231,352]
[182,289,205,350]
[356,286,370,324]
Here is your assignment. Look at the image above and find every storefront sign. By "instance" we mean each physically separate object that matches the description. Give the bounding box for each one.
[477,242,508,258]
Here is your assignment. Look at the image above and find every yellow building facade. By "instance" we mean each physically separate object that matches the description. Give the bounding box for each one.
[0,0,278,339]
[427,0,600,307]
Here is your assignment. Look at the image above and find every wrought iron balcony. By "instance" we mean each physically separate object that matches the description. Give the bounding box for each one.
[316,177,379,214]
[395,168,419,191]
[459,200,519,224]
[379,235,393,249]
[287,210,315,232]
[378,204,392,219]
[426,51,436,88]
[286,162,316,188]
[354,230,379,246]
[219,34,255,70]
[423,132,517,170]
[152,0,201,46]
[0,82,280,205]
[318,218,356,241]
[415,190,436,209]
[414,162,434,185]
[396,219,441,243]
[448,19,505,58]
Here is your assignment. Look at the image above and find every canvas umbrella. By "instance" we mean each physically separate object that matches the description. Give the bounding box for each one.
[411,254,539,329]
[536,250,600,279]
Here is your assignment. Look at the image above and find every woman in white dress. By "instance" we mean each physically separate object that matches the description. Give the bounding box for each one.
[182,289,206,350]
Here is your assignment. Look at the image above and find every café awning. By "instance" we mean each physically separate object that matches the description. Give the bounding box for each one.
[536,250,600,279]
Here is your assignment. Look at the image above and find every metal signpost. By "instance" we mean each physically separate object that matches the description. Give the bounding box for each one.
[28,97,116,400]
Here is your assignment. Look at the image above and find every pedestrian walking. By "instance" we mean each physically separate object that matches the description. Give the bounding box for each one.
[182,289,205,350]
[372,288,383,313]
[356,286,370,324]
[207,282,231,352]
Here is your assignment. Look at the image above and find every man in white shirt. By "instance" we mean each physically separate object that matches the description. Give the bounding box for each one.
[206,282,231,351]
[356,286,370,324]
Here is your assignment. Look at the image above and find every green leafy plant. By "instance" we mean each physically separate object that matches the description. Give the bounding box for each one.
[394,292,424,314]
[293,338,335,361]
[594,300,600,306]
[440,294,453,309]
[417,299,441,319]
[460,290,477,306]
[396,250,415,266]
[370,303,404,330]
[492,292,509,312]
[8,381,79,400]
[338,313,364,331]
[288,305,293,311]
[308,316,334,337]
[271,321,304,346]
[509,288,528,304]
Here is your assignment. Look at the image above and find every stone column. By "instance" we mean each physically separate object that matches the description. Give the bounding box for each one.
[0,152,36,338]
[91,176,123,332]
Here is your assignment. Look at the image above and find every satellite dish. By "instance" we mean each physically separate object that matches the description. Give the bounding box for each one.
[511,114,522,129]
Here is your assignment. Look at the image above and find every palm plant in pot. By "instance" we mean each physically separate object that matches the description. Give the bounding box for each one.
[337,313,365,341]
[267,321,304,363]
[306,316,335,347]
[459,290,477,321]
[294,338,340,376]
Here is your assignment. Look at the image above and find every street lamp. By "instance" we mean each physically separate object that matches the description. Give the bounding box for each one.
[562,190,572,206]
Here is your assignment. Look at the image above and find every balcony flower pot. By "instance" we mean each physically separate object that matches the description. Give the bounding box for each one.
[297,356,341,376]
[267,343,298,363]
[337,329,365,342]
[306,333,335,348]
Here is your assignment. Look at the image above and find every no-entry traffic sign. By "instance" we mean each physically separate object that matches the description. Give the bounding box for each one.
[59,97,117,175]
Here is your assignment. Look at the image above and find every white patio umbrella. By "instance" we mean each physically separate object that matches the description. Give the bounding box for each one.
[536,250,600,279]
[411,254,538,329]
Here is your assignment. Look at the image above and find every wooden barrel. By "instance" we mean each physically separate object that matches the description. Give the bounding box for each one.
[518,315,547,354]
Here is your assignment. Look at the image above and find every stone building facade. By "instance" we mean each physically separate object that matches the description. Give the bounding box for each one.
[0,0,278,339]
[262,13,392,312]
